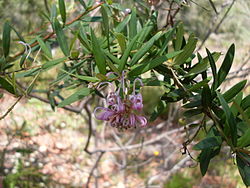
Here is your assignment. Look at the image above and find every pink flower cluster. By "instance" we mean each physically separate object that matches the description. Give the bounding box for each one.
[94,73,147,130]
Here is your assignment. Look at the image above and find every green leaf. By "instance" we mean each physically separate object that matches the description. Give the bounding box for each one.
[104,50,120,64]
[0,77,15,94]
[216,91,237,146]
[217,44,235,87]
[206,48,217,90]
[136,20,155,47]
[78,24,91,52]
[128,51,182,77]
[236,153,250,186]
[101,5,109,48]
[50,4,57,23]
[237,128,250,147]
[58,88,91,107]
[2,21,11,57]
[187,78,211,92]
[201,83,212,108]
[36,36,52,58]
[26,71,41,94]
[119,34,138,71]
[150,100,167,121]
[129,31,163,66]
[42,57,67,70]
[222,80,247,102]
[16,68,41,78]
[183,108,203,117]
[129,8,137,39]
[114,32,126,53]
[157,28,175,56]
[60,69,99,82]
[241,95,250,111]
[78,0,87,9]
[173,33,197,66]
[175,23,184,50]
[19,54,27,68]
[186,52,221,76]
[58,0,66,24]
[114,14,131,33]
[91,29,106,74]
[193,136,222,150]
[10,25,25,42]
[53,18,70,56]
[199,148,214,176]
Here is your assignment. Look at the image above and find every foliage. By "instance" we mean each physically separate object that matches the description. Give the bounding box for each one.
[0,0,250,186]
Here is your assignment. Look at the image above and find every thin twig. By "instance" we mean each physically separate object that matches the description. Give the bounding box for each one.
[86,151,105,188]
[198,0,236,50]
[0,96,22,120]
[83,102,93,155]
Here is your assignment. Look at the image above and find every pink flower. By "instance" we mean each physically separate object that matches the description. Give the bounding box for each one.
[94,72,147,130]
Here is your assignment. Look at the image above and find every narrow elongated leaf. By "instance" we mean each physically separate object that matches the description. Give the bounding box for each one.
[217,91,237,146]
[58,88,91,107]
[237,128,250,147]
[175,23,184,50]
[119,35,139,71]
[0,77,15,94]
[16,68,41,78]
[206,48,217,90]
[222,80,247,102]
[101,5,109,48]
[59,0,66,24]
[114,14,131,33]
[136,20,155,47]
[104,50,120,64]
[53,18,70,56]
[186,52,221,76]
[241,95,250,111]
[114,32,126,53]
[42,57,67,69]
[129,31,163,66]
[173,33,197,65]
[157,28,175,56]
[10,25,25,42]
[60,69,99,82]
[187,78,211,92]
[128,51,182,77]
[129,9,137,39]
[2,22,11,57]
[91,29,106,74]
[201,84,212,108]
[26,71,41,94]
[199,148,213,176]
[78,0,87,9]
[78,25,91,51]
[217,44,235,87]
[236,153,250,186]
[36,36,52,58]
[50,4,57,22]
[193,136,222,150]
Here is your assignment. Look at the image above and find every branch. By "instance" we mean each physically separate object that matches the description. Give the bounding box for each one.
[86,151,105,188]
[0,96,22,120]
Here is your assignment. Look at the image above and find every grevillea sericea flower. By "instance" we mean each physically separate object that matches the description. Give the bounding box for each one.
[94,72,147,130]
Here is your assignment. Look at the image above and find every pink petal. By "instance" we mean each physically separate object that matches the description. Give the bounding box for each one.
[136,115,147,127]
[94,107,115,121]
[129,113,136,126]
[129,93,143,111]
